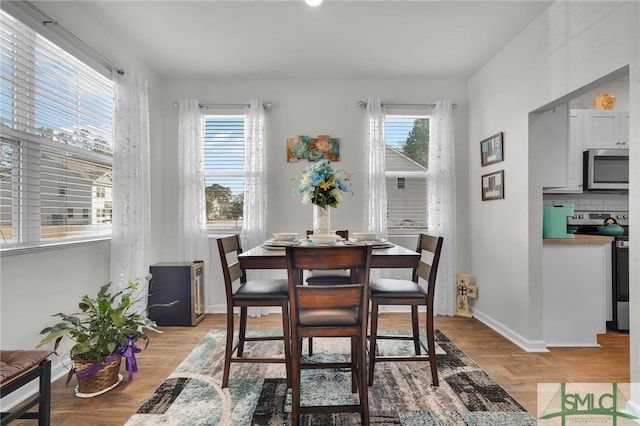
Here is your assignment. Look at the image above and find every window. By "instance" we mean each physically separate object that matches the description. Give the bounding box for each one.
[203,110,245,231]
[0,10,113,250]
[385,111,429,231]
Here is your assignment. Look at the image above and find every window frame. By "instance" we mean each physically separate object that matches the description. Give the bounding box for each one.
[0,9,114,253]
[203,108,245,234]
[384,109,430,235]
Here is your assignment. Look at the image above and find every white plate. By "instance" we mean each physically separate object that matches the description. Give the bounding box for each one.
[263,239,301,247]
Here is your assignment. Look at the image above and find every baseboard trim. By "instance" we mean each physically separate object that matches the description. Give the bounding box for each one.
[471,308,549,353]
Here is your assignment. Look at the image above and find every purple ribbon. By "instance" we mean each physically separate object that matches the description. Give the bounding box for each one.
[74,335,142,381]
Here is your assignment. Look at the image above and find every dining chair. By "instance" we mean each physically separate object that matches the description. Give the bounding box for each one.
[217,234,291,388]
[285,245,372,426]
[367,233,444,387]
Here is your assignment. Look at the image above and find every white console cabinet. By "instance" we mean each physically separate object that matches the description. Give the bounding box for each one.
[543,241,611,346]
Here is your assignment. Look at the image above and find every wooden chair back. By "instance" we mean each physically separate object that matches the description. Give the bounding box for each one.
[286,245,372,331]
[217,234,246,303]
[413,234,444,303]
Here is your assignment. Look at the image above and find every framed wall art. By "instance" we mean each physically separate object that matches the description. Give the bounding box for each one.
[481,170,504,201]
[480,132,504,166]
[286,134,340,162]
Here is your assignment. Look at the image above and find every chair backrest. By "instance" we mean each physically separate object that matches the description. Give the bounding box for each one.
[217,234,246,304]
[414,234,444,304]
[306,230,349,240]
[286,245,372,325]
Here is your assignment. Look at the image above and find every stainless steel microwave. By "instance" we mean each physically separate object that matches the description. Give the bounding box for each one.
[583,149,629,191]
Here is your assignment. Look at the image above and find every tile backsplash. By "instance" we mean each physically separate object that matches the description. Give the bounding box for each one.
[544,193,629,212]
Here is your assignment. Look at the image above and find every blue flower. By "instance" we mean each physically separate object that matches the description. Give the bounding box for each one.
[294,159,352,208]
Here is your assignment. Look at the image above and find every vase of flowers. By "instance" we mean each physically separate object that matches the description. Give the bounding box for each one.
[312,204,331,234]
[296,159,352,234]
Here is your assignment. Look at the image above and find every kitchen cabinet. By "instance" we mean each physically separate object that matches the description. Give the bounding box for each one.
[542,104,583,193]
[585,110,629,148]
[542,239,611,346]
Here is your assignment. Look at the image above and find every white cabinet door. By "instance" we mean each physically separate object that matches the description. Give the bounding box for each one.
[585,110,628,148]
[542,104,570,189]
[619,111,630,147]
[567,110,584,190]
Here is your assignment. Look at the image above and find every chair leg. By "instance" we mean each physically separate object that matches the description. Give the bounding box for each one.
[368,301,379,386]
[308,337,313,356]
[426,308,439,386]
[350,336,357,393]
[39,359,51,426]
[357,332,370,425]
[411,305,421,355]
[290,333,302,426]
[222,306,235,388]
[281,301,292,388]
[237,307,248,357]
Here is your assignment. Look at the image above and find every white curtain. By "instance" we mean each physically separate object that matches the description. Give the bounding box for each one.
[177,99,210,271]
[241,100,269,317]
[427,100,457,316]
[364,97,388,239]
[110,69,151,300]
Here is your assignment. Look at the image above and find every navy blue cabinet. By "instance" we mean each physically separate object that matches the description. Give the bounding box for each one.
[148,262,205,326]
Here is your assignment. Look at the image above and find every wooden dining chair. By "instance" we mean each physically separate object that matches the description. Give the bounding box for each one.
[285,245,372,426]
[217,234,291,388]
[367,233,444,387]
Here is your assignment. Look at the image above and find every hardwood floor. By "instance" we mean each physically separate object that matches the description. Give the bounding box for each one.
[14,313,629,425]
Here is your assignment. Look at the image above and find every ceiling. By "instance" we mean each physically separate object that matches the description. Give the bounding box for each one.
[36,1,552,80]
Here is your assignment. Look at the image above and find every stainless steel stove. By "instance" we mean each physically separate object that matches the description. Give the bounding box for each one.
[567,210,629,331]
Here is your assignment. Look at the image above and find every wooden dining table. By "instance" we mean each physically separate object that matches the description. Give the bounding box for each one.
[238,242,420,270]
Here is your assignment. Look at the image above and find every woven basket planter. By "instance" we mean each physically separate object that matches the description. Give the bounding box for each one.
[73,355,122,395]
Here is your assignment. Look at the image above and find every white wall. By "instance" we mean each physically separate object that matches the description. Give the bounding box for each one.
[467,0,639,384]
[156,78,470,309]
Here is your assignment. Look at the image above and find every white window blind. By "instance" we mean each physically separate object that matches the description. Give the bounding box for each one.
[385,112,429,230]
[0,10,113,250]
[203,110,245,231]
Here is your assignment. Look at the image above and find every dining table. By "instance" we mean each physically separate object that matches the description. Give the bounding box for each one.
[238,241,420,270]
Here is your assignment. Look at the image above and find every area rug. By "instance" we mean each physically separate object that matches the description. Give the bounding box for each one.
[125,330,536,425]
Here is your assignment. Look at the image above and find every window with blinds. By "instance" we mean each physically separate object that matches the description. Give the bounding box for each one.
[385,112,429,231]
[203,111,245,231]
[0,10,113,250]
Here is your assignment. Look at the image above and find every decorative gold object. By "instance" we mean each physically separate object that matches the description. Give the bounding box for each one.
[593,91,616,110]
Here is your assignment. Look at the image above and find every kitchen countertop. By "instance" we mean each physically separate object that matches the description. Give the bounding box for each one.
[543,233,614,245]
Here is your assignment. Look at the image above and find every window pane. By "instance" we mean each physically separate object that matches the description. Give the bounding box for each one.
[0,9,113,250]
[385,114,429,230]
[40,149,112,241]
[204,114,244,231]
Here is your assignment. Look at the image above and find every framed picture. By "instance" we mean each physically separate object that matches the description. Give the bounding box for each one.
[480,132,504,166]
[481,170,504,201]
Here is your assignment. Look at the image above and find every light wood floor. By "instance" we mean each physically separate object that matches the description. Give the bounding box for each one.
[14,313,629,425]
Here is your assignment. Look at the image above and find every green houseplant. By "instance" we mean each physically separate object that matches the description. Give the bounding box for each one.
[37,281,171,395]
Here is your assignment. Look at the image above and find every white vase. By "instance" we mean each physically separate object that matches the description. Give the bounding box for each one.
[312,205,331,234]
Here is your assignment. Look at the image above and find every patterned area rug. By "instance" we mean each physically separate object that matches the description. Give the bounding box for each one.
[126,330,536,425]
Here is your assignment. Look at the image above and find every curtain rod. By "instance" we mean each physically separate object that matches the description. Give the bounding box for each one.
[22,1,124,75]
[172,102,273,110]
[357,100,457,109]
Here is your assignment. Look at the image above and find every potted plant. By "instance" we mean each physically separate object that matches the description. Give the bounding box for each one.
[37,281,171,396]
